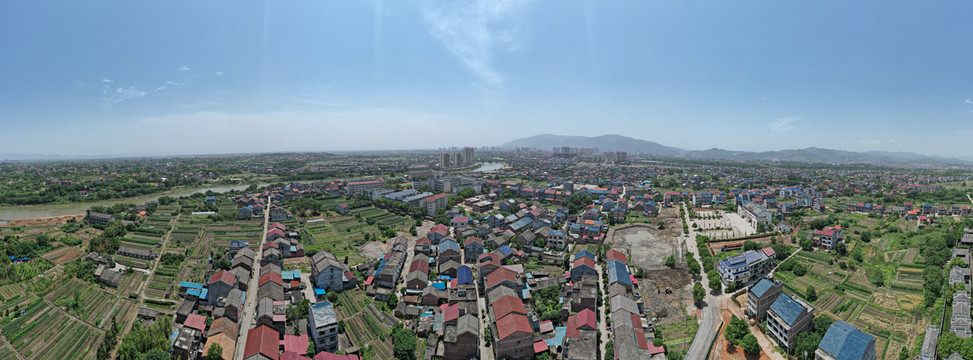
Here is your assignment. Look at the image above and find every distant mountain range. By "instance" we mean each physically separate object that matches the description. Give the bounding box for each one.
[499,134,970,166]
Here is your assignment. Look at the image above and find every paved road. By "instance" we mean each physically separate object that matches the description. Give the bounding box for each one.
[682,203,726,360]
[233,196,271,360]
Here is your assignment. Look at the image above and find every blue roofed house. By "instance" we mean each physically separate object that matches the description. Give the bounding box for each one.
[815,321,876,360]
[439,238,462,264]
[456,265,474,285]
[767,293,815,352]
[607,260,632,288]
[747,278,783,321]
[573,250,595,262]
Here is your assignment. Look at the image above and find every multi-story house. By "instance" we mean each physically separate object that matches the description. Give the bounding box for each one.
[717,247,776,285]
[815,321,876,360]
[747,278,783,321]
[309,301,339,353]
[767,293,815,352]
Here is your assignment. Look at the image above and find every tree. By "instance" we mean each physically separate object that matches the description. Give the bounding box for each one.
[741,334,760,354]
[708,271,721,292]
[805,286,817,302]
[687,254,701,275]
[724,316,749,345]
[386,293,398,309]
[391,323,418,360]
[794,332,822,360]
[792,263,808,276]
[307,341,316,356]
[692,282,705,305]
[207,343,224,360]
[743,241,759,251]
[664,255,676,268]
[144,348,170,360]
[800,238,814,251]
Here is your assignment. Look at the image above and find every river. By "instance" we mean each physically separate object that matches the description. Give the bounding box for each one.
[472,162,506,172]
[0,183,268,224]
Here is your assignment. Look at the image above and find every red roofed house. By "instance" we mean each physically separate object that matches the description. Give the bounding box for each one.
[606,249,627,264]
[282,334,309,356]
[490,295,527,322]
[812,226,843,250]
[493,314,533,359]
[425,193,449,217]
[271,222,286,232]
[570,257,597,281]
[485,267,520,294]
[243,325,280,360]
[267,228,286,241]
[533,340,549,355]
[208,270,237,305]
[184,313,207,332]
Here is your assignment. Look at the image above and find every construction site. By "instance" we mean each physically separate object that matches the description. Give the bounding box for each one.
[607,207,698,354]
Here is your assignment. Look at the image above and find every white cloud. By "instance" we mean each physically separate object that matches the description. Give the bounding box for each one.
[214,72,224,76]
[965,98,972,105]
[857,138,881,146]
[102,86,146,109]
[101,78,114,83]
[179,66,190,71]
[421,0,528,90]
[769,117,799,133]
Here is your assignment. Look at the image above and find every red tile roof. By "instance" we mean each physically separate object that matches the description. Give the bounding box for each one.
[577,308,596,330]
[539,320,554,334]
[760,247,776,257]
[572,257,596,270]
[210,270,236,286]
[464,237,482,246]
[409,259,429,274]
[416,237,431,245]
[259,272,283,287]
[281,351,311,360]
[185,313,207,331]
[565,314,580,339]
[496,313,532,340]
[491,295,527,321]
[424,193,448,203]
[606,249,627,264]
[442,303,459,323]
[533,340,549,354]
[282,334,309,355]
[486,268,518,289]
[271,222,285,231]
[244,325,280,360]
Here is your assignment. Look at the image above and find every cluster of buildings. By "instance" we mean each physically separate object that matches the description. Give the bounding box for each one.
[602,249,664,359]
[440,147,475,169]
[746,279,876,359]
[363,236,409,301]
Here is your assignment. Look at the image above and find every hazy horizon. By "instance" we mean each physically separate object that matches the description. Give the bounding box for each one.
[3,1,973,158]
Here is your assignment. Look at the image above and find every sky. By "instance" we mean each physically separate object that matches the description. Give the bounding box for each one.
[2,1,973,158]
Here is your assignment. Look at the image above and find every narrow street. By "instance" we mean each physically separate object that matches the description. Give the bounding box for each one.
[594,246,609,359]
[233,196,271,360]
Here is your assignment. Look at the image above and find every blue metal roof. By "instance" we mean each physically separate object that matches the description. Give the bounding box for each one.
[180,281,203,290]
[457,266,473,285]
[574,250,595,261]
[750,279,776,298]
[200,289,208,300]
[607,260,632,286]
[770,293,808,326]
[497,245,514,256]
[431,282,446,290]
[439,239,460,253]
[818,321,875,360]
[187,289,201,297]
[546,326,567,347]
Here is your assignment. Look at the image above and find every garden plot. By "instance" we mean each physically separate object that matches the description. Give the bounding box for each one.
[39,247,85,265]
[9,305,102,360]
[0,283,25,299]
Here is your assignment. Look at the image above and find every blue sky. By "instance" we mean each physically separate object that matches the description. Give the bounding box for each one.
[2,1,973,158]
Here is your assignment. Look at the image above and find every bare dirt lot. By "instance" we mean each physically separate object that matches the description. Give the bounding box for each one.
[3,214,84,227]
[608,223,685,270]
[639,268,693,322]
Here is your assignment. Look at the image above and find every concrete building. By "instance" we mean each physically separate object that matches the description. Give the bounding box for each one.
[440,153,451,169]
[463,147,475,165]
[717,247,776,286]
[309,301,339,353]
[767,293,815,353]
[424,193,449,217]
[747,278,783,321]
[311,251,345,292]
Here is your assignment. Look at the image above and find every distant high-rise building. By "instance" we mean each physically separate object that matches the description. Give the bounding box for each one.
[615,152,628,163]
[463,147,475,165]
[440,153,451,168]
[454,152,463,166]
